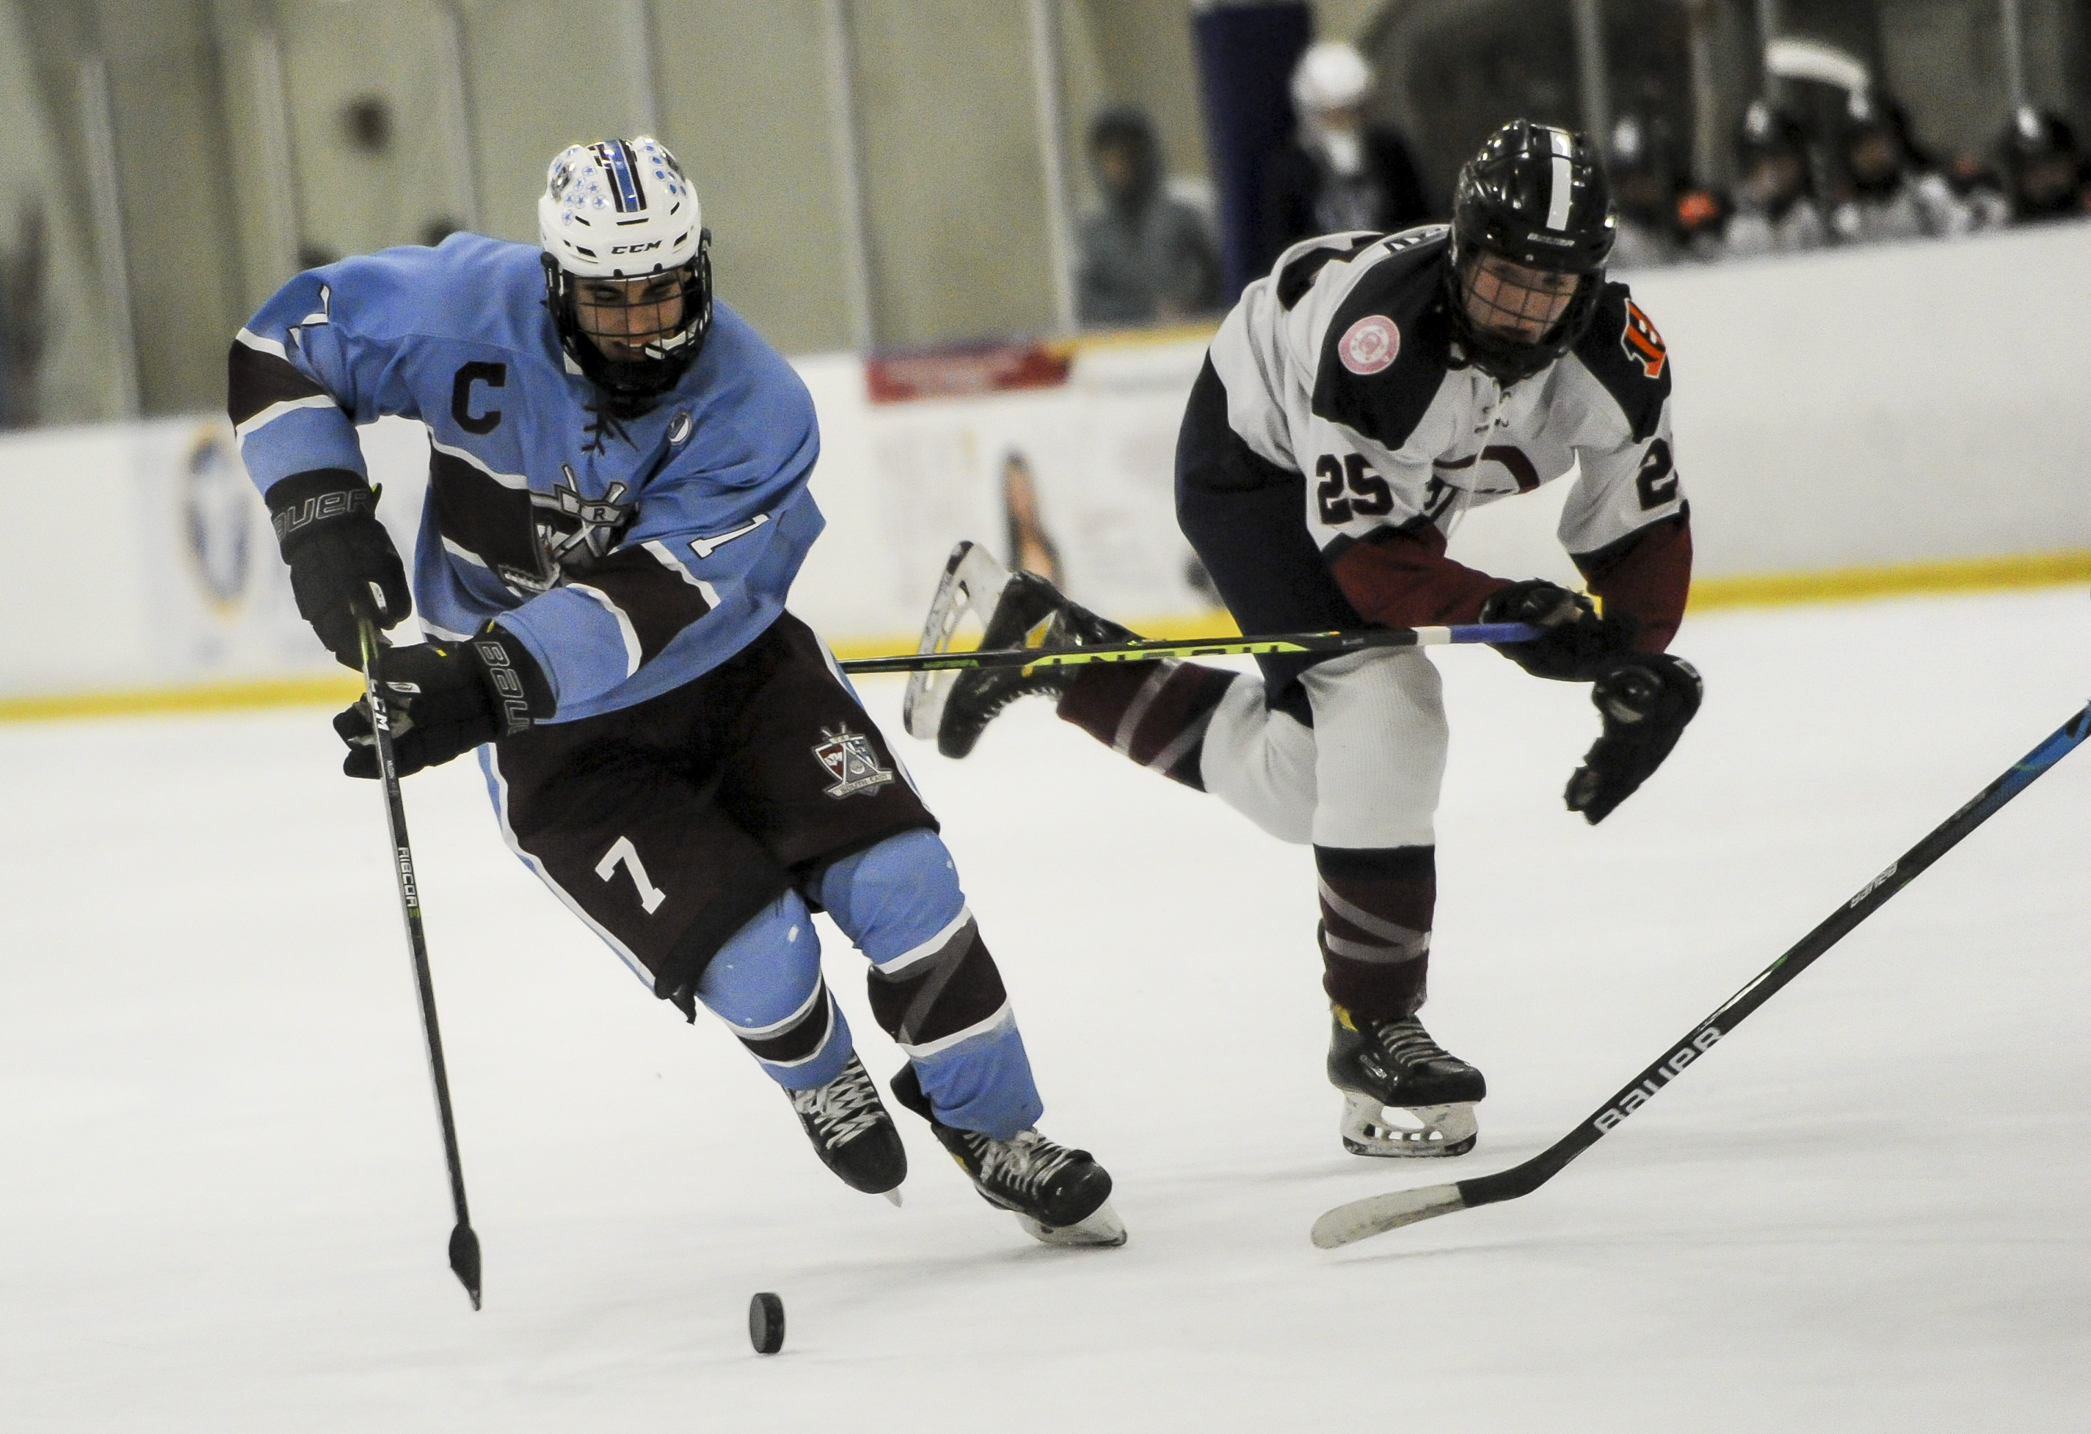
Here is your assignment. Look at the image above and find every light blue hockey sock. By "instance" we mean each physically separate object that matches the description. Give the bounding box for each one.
[820,830,1044,1138]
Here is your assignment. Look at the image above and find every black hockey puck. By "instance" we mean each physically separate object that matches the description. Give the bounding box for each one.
[748,1292,785,1355]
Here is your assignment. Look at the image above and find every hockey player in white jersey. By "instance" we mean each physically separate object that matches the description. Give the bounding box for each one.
[231,137,1123,1247]
[921,120,1702,1159]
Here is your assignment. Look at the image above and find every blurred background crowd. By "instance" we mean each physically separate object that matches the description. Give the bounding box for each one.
[0,0,2085,432]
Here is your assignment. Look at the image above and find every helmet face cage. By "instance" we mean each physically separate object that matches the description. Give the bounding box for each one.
[1445,120,1613,384]
[544,239,712,410]
[539,136,712,410]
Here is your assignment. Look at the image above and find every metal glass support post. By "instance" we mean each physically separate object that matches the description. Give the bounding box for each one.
[1025,0,1078,335]
[616,0,660,138]
[819,0,876,352]
[1999,0,2027,111]
[431,1,481,232]
[1754,0,1782,97]
[248,29,302,288]
[1684,0,1722,186]
[77,54,140,420]
[1572,0,1610,146]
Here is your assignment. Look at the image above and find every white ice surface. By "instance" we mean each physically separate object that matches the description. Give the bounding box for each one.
[4,588,2090,1432]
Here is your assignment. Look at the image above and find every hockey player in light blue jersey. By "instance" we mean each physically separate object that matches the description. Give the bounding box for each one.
[230,136,1123,1247]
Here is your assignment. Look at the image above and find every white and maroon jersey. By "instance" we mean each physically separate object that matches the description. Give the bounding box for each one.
[1205,225,1691,649]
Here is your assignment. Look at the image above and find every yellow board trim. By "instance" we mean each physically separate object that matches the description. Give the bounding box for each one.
[1685,551,2091,610]
[4,551,2085,724]
[0,673,362,725]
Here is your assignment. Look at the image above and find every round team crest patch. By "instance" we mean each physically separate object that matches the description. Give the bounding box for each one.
[1338,315,1401,374]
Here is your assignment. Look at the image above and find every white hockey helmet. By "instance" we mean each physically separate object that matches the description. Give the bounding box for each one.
[539,137,713,408]
[1291,41,1373,117]
[539,136,703,276]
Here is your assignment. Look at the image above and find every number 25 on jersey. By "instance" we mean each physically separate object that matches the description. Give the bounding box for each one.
[1316,454,1394,525]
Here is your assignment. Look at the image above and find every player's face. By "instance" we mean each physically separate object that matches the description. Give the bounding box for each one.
[575,274,686,362]
[1461,254,1580,345]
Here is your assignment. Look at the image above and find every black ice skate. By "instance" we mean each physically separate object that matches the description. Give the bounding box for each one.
[789,1055,908,1200]
[902,541,1135,759]
[891,1065,1127,1247]
[1326,1006,1486,1158]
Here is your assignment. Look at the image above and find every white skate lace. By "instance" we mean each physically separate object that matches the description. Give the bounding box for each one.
[1376,1020,1455,1070]
[967,1129,1080,1198]
[791,1062,886,1149]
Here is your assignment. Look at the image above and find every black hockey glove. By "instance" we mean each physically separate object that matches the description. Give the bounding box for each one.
[267,468,412,668]
[334,626,552,779]
[1479,579,1637,682]
[1565,653,1703,825]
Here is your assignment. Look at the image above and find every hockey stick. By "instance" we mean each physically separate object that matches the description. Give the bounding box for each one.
[1312,700,2091,1249]
[839,622,1543,676]
[357,617,483,1309]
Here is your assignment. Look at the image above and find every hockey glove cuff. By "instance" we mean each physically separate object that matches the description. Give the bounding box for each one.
[268,468,412,668]
[1480,579,1638,682]
[335,626,553,779]
[1565,653,1702,825]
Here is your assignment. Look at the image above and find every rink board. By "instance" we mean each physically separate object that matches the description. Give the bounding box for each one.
[1,222,2087,706]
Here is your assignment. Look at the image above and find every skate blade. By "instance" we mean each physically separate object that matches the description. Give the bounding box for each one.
[1018,1199,1128,1248]
[1338,1093,1478,1158]
[902,541,1012,741]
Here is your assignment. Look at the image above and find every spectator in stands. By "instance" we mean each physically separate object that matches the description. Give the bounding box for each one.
[0,201,49,430]
[1828,91,1998,244]
[1722,99,1829,259]
[1075,106,1223,328]
[1943,148,2013,229]
[1999,107,2091,224]
[1257,40,1429,272]
[1605,112,1728,268]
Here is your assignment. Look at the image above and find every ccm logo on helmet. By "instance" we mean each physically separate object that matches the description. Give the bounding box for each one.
[1621,299,1667,380]
[611,240,664,254]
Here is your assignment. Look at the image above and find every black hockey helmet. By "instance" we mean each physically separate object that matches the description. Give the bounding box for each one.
[2004,105,2078,161]
[1737,98,1809,165]
[1840,90,1915,193]
[2000,106,2087,216]
[1445,119,1614,384]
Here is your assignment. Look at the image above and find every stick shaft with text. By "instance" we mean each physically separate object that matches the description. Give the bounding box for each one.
[839,622,1543,676]
[358,618,483,1308]
[1313,702,2091,1248]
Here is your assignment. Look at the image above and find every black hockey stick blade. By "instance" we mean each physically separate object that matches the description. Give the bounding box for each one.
[359,618,484,1310]
[839,621,1542,675]
[449,1223,483,1311]
[1313,700,2091,1250]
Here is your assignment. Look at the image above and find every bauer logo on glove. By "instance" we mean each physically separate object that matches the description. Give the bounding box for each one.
[336,627,554,779]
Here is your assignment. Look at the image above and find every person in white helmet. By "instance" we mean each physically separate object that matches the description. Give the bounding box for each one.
[1259,40,1430,273]
[226,137,1125,1248]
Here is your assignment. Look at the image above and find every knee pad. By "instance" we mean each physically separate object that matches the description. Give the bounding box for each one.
[816,829,966,965]
[696,892,852,1089]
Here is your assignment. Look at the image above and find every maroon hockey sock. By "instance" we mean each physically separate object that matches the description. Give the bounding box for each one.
[1315,845,1435,1022]
[1054,660,1237,790]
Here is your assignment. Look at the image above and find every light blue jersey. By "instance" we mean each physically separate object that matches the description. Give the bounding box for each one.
[230,233,822,722]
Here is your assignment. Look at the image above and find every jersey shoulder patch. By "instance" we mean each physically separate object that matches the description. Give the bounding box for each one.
[1309,231,1455,453]
[1572,281,1671,444]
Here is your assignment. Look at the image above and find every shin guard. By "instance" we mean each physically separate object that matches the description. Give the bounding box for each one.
[1315,844,1435,1022]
